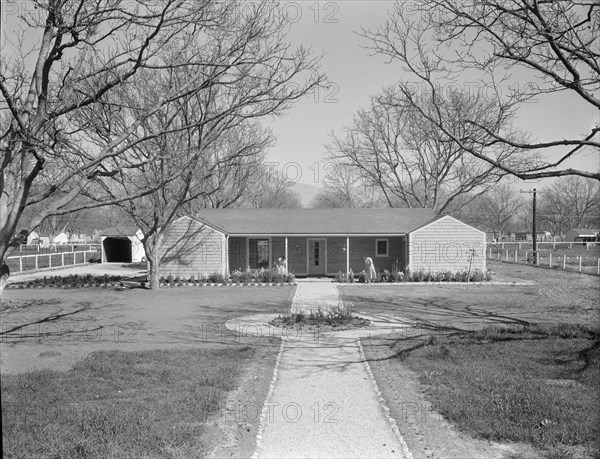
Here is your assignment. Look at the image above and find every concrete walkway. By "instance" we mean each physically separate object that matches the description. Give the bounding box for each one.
[250,281,413,458]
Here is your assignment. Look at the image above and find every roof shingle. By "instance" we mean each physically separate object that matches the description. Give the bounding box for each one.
[193,208,435,235]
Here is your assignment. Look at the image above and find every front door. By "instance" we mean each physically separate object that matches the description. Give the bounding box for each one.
[307,239,326,276]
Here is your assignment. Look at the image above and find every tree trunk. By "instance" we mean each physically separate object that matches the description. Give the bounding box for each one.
[147,252,160,290]
[0,242,11,298]
[0,269,8,298]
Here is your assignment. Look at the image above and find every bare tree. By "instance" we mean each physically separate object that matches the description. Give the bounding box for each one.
[240,164,304,209]
[326,86,515,214]
[0,0,322,293]
[310,163,385,208]
[473,182,524,240]
[538,176,600,235]
[97,120,273,289]
[361,0,599,181]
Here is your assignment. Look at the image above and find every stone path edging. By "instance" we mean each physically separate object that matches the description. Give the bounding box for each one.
[252,339,286,459]
[357,338,413,459]
[226,282,415,458]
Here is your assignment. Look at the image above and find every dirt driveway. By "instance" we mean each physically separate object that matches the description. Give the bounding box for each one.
[0,286,294,374]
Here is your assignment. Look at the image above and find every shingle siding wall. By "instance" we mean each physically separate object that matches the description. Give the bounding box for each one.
[408,218,486,272]
[159,218,224,278]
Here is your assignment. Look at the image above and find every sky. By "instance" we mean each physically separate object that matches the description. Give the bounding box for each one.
[2,0,598,192]
[263,1,600,189]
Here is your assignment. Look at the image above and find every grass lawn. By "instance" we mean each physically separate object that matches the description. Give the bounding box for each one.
[1,286,295,373]
[2,348,258,458]
[396,325,599,456]
[339,261,599,328]
[350,262,600,457]
[1,286,294,458]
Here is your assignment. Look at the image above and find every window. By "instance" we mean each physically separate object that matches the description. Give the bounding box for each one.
[249,238,270,269]
[375,239,389,257]
[314,241,320,266]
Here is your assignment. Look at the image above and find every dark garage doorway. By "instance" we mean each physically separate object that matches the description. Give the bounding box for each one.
[103,237,132,263]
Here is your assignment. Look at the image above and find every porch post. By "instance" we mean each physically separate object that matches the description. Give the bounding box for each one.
[224,235,229,276]
[346,236,350,275]
[285,236,288,262]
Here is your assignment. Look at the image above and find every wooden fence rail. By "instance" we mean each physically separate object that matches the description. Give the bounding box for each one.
[488,241,597,250]
[6,250,99,274]
[486,247,600,275]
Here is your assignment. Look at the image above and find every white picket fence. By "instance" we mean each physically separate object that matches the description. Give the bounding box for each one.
[490,241,597,250]
[6,250,99,274]
[487,247,600,274]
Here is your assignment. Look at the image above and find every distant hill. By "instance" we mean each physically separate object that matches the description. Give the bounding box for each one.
[291,182,322,207]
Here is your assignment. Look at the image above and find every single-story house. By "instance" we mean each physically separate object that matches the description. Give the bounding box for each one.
[52,232,70,245]
[564,228,599,243]
[27,231,40,245]
[100,227,146,263]
[508,231,549,242]
[158,209,486,278]
[69,233,91,244]
[27,231,66,246]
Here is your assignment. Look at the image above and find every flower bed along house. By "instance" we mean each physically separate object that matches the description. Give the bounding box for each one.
[334,268,491,283]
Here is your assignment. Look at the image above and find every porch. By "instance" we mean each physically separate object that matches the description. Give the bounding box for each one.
[226,235,407,277]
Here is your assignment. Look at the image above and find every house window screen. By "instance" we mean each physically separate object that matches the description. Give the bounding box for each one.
[376,239,389,257]
[249,239,269,269]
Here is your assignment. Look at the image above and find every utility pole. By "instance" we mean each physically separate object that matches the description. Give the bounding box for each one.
[520,188,539,264]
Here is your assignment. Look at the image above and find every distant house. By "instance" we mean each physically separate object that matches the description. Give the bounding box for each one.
[564,228,599,243]
[27,231,69,246]
[510,231,529,242]
[27,231,40,245]
[157,209,486,278]
[508,231,548,242]
[69,233,91,244]
[52,232,69,245]
[100,227,146,263]
[38,234,51,246]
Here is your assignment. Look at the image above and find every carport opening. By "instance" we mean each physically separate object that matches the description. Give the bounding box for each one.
[103,237,132,263]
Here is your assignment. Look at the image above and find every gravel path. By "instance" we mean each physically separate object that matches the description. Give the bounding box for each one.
[229,281,413,458]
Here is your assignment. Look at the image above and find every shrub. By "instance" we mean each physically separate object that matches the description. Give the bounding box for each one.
[471,269,485,282]
[256,269,269,283]
[485,270,493,281]
[348,269,354,283]
[335,271,346,283]
[382,269,390,282]
[358,270,366,283]
[87,251,101,263]
[189,275,196,285]
[209,272,224,284]
[230,269,242,283]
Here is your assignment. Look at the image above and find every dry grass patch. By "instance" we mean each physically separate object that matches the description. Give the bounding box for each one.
[390,324,599,457]
[2,346,261,459]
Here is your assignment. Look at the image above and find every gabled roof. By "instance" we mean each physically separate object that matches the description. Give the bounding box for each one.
[192,208,435,235]
[100,226,139,237]
[408,214,485,235]
[568,228,599,236]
